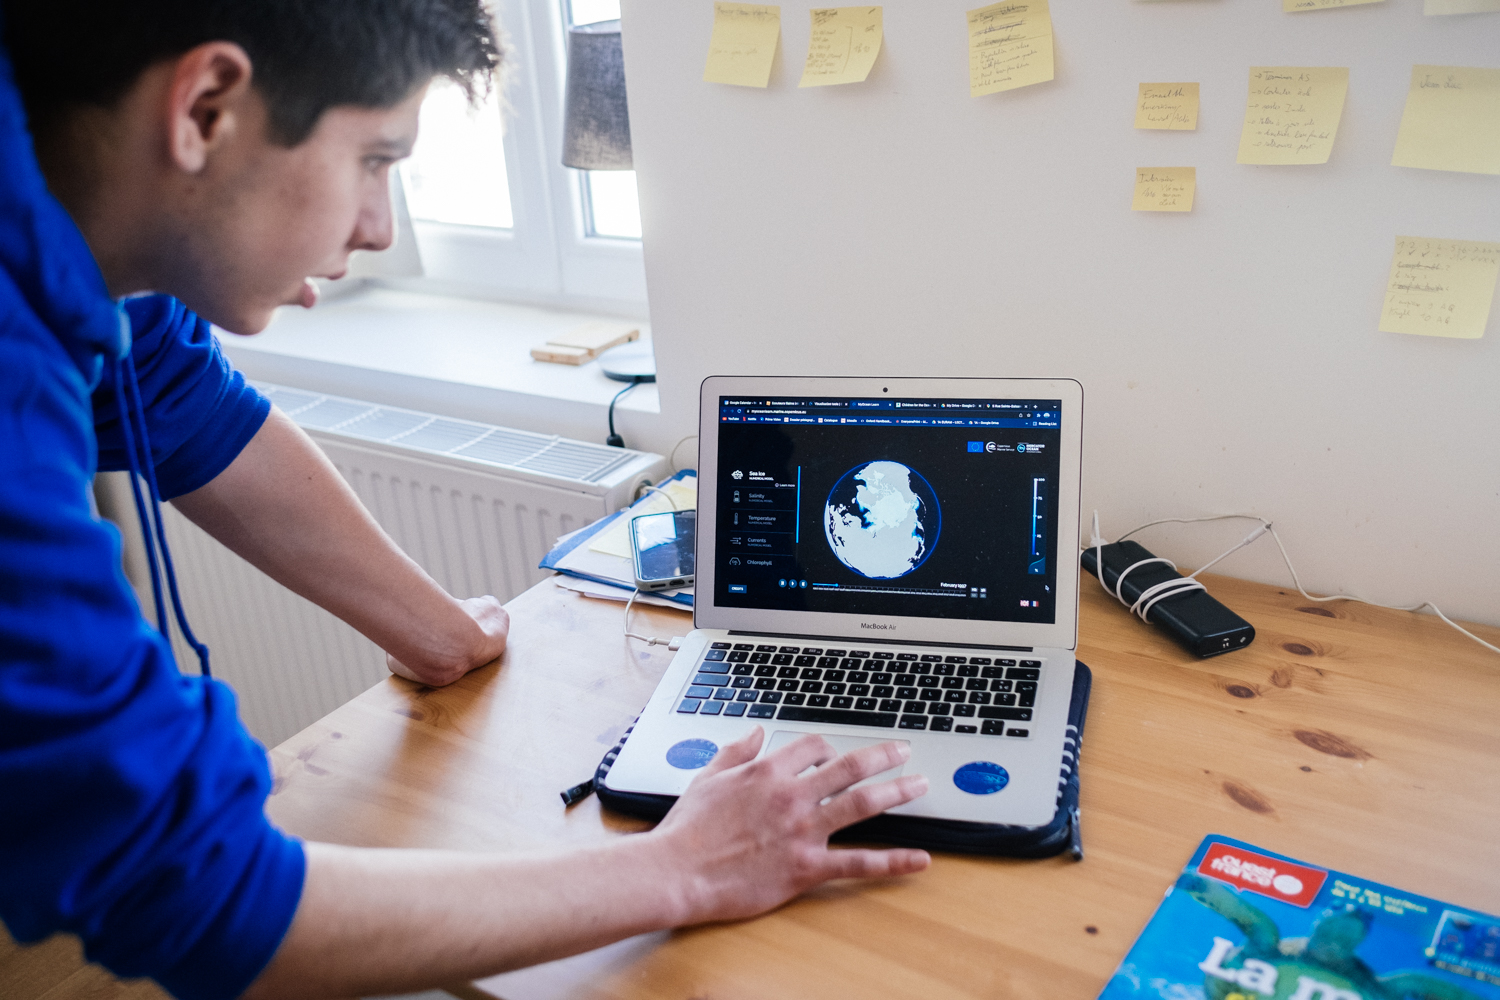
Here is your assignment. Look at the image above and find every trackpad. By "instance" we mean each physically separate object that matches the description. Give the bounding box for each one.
[766,731,909,788]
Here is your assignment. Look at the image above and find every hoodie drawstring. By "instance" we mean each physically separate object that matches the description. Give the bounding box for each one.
[111,352,212,678]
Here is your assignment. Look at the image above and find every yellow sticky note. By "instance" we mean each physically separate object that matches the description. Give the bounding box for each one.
[1284,0,1383,11]
[1136,83,1200,130]
[703,3,782,88]
[1236,67,1349,165]
[967,0,1054,97]
[1132,168,1196,212]
[1391,66,1500,175]
[799,7,883,87]
[1425,0,1500,12]
[1380,237,1500,339]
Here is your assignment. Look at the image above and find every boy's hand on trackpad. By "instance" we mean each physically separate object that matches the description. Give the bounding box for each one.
[649,729,930,925]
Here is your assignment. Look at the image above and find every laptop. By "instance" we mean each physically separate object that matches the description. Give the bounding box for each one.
[604,376,1084,826]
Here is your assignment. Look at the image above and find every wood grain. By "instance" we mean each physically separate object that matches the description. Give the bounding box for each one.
[263,576,1500,1000]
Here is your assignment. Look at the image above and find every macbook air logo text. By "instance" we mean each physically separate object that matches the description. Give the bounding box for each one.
[860,622,896,630]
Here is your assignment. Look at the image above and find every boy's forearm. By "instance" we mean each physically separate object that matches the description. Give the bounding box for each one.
[244,835,688,1000]
[172,406,506,684]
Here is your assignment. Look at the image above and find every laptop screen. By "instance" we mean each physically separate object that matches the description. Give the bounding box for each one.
[713,394,1063,625]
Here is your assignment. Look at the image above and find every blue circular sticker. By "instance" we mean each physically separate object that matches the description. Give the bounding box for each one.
[665,738,719,770]
[953,761,1010,795]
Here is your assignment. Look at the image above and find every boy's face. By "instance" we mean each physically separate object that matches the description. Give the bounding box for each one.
[173,85,426,334]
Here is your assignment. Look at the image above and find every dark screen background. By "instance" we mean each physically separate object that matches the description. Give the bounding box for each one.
[713,398,1062,623]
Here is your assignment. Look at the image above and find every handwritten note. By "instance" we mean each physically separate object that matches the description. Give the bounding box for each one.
[1391,66,1500,175]
[967,1,1054,97]
[1379,237,1500,339]
[1425,0,1500,13]
[703,3,782,88]
[1284,0,1383,11]
[798,7,883,87]
[1136,83,1199,130]
[1132,168,1196,212]
[1236,67,1348,165]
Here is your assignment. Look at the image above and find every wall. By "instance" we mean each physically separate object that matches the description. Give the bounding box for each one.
[617,0,1500,626]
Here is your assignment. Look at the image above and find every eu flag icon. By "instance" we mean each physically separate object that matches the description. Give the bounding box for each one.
[967,441,984,453]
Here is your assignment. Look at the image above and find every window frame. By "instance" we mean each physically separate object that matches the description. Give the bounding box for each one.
[401,0,646,311]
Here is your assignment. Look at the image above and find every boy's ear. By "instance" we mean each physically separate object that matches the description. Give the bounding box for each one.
[165,42,255,173]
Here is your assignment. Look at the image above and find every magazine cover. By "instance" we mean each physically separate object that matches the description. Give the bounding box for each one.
[1101,834,1500,1000]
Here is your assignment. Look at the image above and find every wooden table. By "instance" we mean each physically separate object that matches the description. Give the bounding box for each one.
[265,575,1500,1000]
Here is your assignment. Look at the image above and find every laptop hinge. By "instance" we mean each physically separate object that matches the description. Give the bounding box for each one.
[726,630,1033,652]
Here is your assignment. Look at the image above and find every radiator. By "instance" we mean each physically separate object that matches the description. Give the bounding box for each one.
[101,383,669,748]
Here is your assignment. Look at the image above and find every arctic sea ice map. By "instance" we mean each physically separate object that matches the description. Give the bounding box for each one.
[823,461,940,579]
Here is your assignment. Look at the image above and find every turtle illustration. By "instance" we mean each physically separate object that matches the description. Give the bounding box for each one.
[1176,873,1484,1000]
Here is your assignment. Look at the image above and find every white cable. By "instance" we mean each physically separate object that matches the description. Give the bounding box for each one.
[633,483,679,509]
[1086,512,1499,657]
[668,434,698,473]
[622,587,685,650]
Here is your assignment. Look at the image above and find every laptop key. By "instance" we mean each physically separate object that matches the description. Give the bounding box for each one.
[756,645,777,652]
[941,677,963,689]
[750,653,772,664]
[903,700,925,713]
[1007,728,1029,738]
[849,650,871,658]
[823,670,846,682]
[728,651,749,663]
[686,686,714,699]
[981,720,1006,735]
[840,658,862,670]
[732,643,755,651]
[927,703,950,716]
[701,701,724,715]
[733,664,754,676]
[777,679,799,692]
[693,673,724,686]
[754,678,776,690]
[943,691,966,703]
[995,693,1017,706]
[897,653,918,661]
[678,699,701,714]
[997,659,1017,666]
[817,656,839,669]
[849,684,870,696]
[919,690,941,702]
[772,654,794,666]
[965,678,987,690]
[711,642,731,650]
[879,699,902,712]
[872,651,894,659]
[933,664,954,676]
[700,663,731,675]
[800,668,822,679]
[981,666,1004,679]
[958,664,978,677]
[953,704,976,717]
[945,656,967,664]
[898,715,928,730]
[831,696,854,709]
[801,648,824,656]
[784,693,806,705]
[824,683,847,695]
[725,702,748,717]
[713,689,735,701]
[776,706,897,728]
[969,692,991,704]
[704,649,728,661]
[777,666,799,679]
[808,695,830,707]
[1016,680,1038,692]
[896,686,917,699]
[794,655,817,667]
[855,697,878,711]
[1018,693,1036,707]
[801,681,823,693]
[955,724,978,733]
[825,649,848,657]
[737,690,759,702]
[990,679,1014,692]
[1020,659,1041,668]
[873,685,894,698]
[930,717,954,732]
[760,691,782,704]
[977,707,1032,721]
[748,704,775,718]
[920,655,943,663]
[1008,668,1040,680]
[779,646,801,654]
[733,677,754,689]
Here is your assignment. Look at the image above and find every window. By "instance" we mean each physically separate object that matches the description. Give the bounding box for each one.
[395,0,646,310]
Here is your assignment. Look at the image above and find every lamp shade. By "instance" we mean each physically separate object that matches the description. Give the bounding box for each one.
[562,19,633,170]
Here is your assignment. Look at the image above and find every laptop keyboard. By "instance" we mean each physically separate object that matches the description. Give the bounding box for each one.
[675,642,1039,738]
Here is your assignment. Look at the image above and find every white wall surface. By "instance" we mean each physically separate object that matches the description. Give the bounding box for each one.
[617,0,1500,626]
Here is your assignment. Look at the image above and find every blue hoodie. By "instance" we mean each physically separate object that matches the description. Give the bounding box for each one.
[0,38,306,1000]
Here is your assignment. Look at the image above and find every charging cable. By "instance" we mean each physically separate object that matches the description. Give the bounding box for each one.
[606,378,647,448]
[1087,512,1499,657]
[622,587,685,649]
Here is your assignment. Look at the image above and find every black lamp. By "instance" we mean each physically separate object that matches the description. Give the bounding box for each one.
[561,19,633,170]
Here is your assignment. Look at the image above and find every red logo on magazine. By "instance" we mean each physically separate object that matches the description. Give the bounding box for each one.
[1198,842,1327,908]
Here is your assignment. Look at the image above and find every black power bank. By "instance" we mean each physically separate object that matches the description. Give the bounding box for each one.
[1080,540,1255,657]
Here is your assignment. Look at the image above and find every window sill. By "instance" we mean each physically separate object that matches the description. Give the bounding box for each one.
[220,283,663,452]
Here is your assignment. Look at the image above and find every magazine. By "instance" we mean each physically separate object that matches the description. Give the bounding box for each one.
[1101,834,1500,1000]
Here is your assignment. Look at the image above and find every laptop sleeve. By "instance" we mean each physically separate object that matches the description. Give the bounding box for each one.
[591,662,1092,859]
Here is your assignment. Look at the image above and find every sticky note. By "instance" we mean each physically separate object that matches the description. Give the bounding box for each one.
[1284,0,1383,10]
[1132,168,1196,212]
[967,0,1054,97]
[1136,83,1199,130]
[703,3,782,88]
[799,7,883,87]
[1391,66,1500,175]
[1236,67,1349,165]
[1425,0,1500,12]
[1380,237,1500,339]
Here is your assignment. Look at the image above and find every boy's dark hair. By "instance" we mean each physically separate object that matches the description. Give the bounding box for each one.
[1,0,501,145]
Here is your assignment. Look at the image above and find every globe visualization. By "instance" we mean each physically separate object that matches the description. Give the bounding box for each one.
[823,461,940,579]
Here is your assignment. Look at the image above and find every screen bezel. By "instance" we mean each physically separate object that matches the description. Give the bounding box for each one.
[694,376,1083,650]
